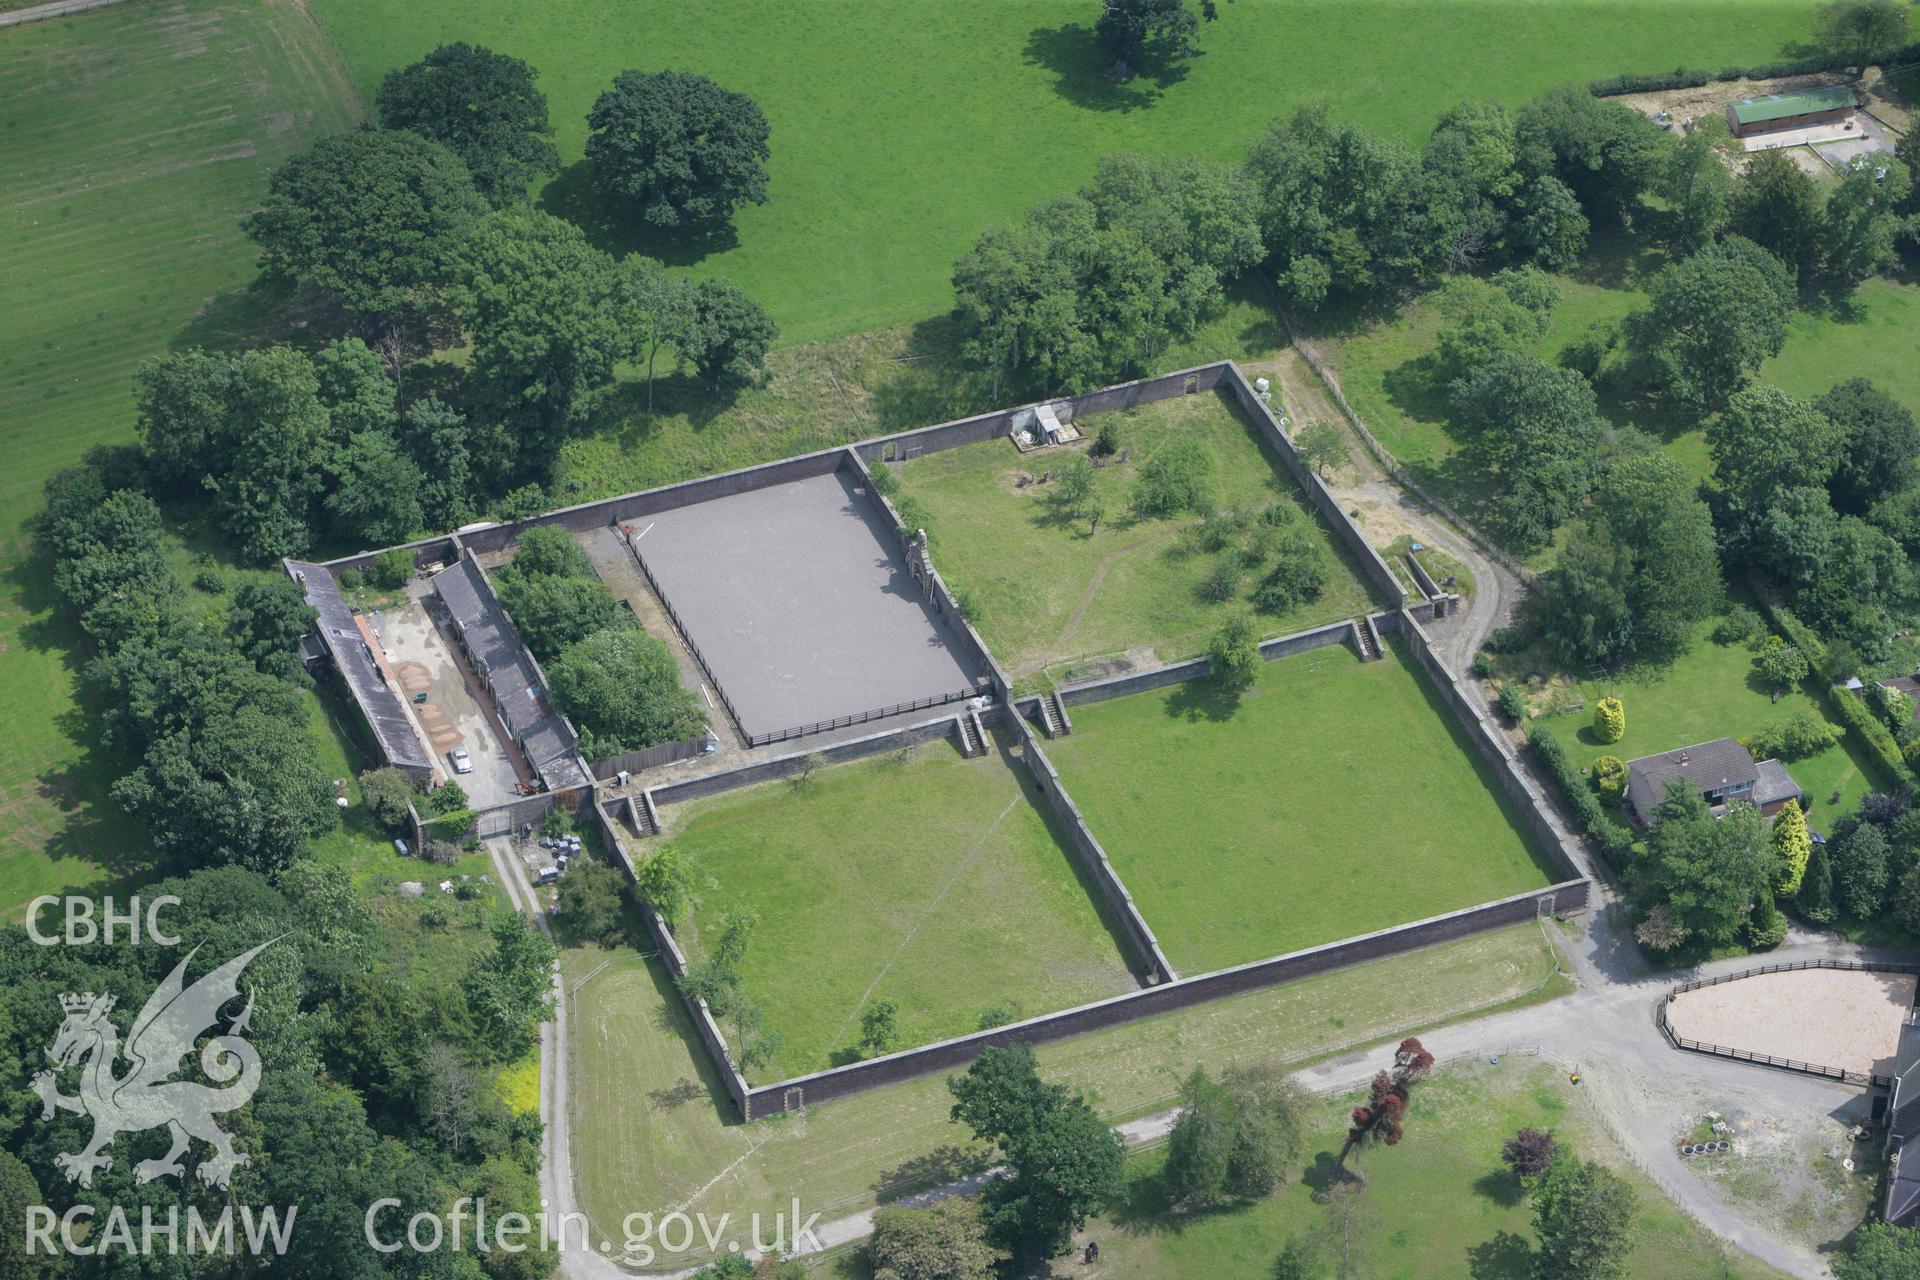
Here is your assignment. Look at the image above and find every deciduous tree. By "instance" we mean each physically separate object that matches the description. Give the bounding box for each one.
[547,626,704,757]
[1815,0,1911,75]
[948,1045,1124,1261]
[586,69,770,229]
[449,207,628,477]
[1532,1153,1637,1280]
[868,1196,1004,1280]
[1335,1037,1434,1173]
[377,43,559,206]
[1628,240,1793,408]
[244,128,486,317]
[1207,612,1261,694]
[1296,420,1349,479]
[227,576,318,684]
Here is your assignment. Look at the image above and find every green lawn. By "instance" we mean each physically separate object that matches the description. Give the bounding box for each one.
[1520,611,1886,829]
[0,0,363,916]
[1044,640,1556,975]
[564,922,1565,1267]
[659,733,1140,1081]
[1079,1059,1792,1280]
[309,0,1821,345]
[893,388,1380,681]
[1761,277,1920,413]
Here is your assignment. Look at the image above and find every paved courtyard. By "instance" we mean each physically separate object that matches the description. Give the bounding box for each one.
[1667,967,1917,1078]
[627,468,986,741]
[371,594,528,808]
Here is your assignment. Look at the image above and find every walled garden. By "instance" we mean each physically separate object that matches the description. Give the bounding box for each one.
[1045,639,1556,974]
[890,389,1380,684]
[658,732,1140,1080]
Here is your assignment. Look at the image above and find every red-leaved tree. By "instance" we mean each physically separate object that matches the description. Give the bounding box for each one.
[1335,1037,1435,1174]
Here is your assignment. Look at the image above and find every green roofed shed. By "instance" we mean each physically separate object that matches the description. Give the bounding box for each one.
[1727,84,1855,133]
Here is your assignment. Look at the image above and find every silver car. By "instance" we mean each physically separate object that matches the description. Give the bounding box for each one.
[448,747,474,775]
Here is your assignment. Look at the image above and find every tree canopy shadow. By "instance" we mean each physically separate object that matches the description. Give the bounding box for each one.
[872,1145,993,1203]
[1163,672,1245,723]
[1465,1228,1533,1279]
[1471,1168,1526,1208]
[868,313,1000,433]
[169,275,349,355]
[538,160,738,265]
[1022,24,1190,113]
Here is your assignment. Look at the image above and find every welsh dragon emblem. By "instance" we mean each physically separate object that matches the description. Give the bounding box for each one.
[32,940,273,1189]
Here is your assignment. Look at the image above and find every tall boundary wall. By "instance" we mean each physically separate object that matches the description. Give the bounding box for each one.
[347,361,1592,1124]
[737,878,1584,1118]
[1008,710,1177,986]
[1385,610,1589,886]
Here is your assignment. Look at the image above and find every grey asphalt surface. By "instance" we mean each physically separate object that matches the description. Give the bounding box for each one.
[629,470,984,740]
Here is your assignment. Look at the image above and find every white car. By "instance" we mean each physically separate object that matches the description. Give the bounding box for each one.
[448,747,473,775]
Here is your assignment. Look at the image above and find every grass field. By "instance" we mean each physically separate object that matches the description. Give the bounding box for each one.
[1073,1059,1792,1280]
[659,733,1139,1080]
[309,0,1822,345]
[0,0,363,917]
[1516,610,1885,830]
[564,921,1566,1266]
[1044,640,1556,975]
[892,388,1379,681]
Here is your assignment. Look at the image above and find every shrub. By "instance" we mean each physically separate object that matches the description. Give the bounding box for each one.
[977,1001,1022,1031]
[865,461,900,497]
[1835,687,1915,785]
[360,767,417,832]
[1530,726,1634,863]
[1471,651,1494,679]
[421,780,470,816]
[1090,421,1122,460]
[1132,438,1216,518]
[422,808,476,846]
[1743,710,1843,762]
[371,546,413,591]
[1190,508,1251,555]
[1497,682,1527,722]
[1248,529,1331,615]
[1773,802,1812,897]
[893,494,935,537]
[1711,605,1763,646]
[1753,636,1810,693]
[1593,696,1625,744]
[1745,891,1788,950]
[193,568,227,595]
[1869,682,1917,733]
[1207,614,1261,694]
[1591,755,1628,804]
[338,568,364,592]
[1199,555,1239,603]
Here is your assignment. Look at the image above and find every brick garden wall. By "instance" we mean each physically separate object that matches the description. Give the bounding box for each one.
[646,714,972,808]
[742,879,1585,1117]
[1009,709,1177,986]
[1388,610,1588,886]
[1053,618,1359,709]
